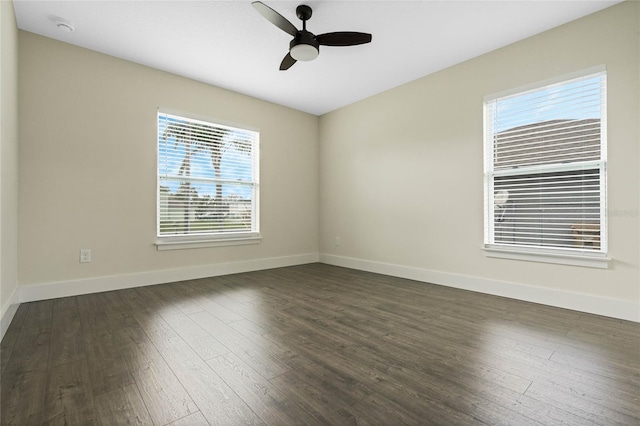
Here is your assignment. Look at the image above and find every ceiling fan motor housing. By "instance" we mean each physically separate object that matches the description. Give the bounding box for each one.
[290,30,319,61]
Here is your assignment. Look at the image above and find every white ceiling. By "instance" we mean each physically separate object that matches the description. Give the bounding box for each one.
[13,0,622,116]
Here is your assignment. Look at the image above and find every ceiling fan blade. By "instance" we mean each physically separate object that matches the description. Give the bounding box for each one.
[252,1,298,37]
[279,53,297,71]
[316,32,372,46]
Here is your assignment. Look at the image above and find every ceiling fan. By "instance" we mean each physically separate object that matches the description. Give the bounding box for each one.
[251,1,372,70]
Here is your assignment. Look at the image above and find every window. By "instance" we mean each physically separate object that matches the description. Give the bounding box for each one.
[157,111,259,249]
[483,67,607,266]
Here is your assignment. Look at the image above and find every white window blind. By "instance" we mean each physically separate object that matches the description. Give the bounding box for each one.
[484,69,606,256]
[157,112,259,240]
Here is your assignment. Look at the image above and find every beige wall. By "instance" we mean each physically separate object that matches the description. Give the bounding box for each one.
[319,2,639,302]
[13,2,640,317]
[1,0,20,315]
[18,32,318,285]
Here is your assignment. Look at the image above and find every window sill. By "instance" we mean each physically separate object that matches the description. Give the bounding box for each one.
[156,234,261,251]
[483,246,610,269]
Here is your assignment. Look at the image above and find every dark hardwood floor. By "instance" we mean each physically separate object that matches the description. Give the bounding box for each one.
[1,263,639,425]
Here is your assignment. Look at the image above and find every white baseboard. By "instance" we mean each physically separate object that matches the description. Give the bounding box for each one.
[1,286,21,341]
[320,254,640,323]
[7,252,638,333]
[19,253,319,303]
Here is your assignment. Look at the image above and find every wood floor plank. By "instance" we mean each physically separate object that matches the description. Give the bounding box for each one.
[93,384,153,426]
[186,285,264,323]
[196,296,245,324]
[117,288,181,343]
[5,300,53,375]
[0,369,47,425]
[122,286,182,318]
[228,319,301,365]
[122,341,198,425]
[150,283,205,315]
[434,313,559,359]
[117,288,262,425]
[276,308,360,352]
[319,342,539,426]
[77,293,136,397]
[565,326,639,355]
[207,353,317,425]
[113,324,150,348]
[232,301,300,336]
[189,310,290,380]
[228,318,272,339]
[525,381,639,425]
[370,312,639,403]
[85,346,136,398]
[152,335,265,426]
[161,311,230,360]
[548,350,640,388]
[352,392,436,425]
[341,340,532,396]
[2,264,638,425]
[281,347,373,406]
[48,297,86,367]
[43,360,96,425]
[167,411,210,426]
[478,382,600,426]
[341,344,580,426]
[0,303,28,374]
[270,369,360,425]
[444,308,637,366]
[179,282,245,323]
[216,274,273,303]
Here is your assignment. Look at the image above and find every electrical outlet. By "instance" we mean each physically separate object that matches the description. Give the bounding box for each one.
[334,237,341,246]
[80,249,92,263]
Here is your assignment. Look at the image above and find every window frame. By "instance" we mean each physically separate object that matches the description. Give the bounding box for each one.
[155,109,260,250]
[482,66,609,268]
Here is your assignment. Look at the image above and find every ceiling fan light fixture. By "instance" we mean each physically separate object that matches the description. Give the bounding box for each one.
[290,43,319,61]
